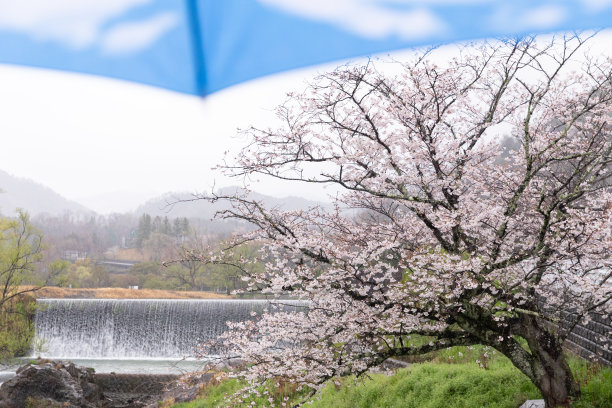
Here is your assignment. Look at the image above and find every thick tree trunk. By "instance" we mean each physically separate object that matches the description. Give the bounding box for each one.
[531,346,579,407]
[522,316,580,408]
[457,304,581,407]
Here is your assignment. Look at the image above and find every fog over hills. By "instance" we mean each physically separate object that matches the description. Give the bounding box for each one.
[76,190,160,215]
[0,168,328,221]
[135,186,329,219]
[0,169,94,216]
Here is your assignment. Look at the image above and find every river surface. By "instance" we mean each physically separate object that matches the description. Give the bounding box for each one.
[0,357,204,385]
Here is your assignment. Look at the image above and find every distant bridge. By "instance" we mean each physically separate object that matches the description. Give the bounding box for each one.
[95,259,138,271]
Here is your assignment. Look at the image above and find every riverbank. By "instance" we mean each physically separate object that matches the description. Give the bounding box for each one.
[20,286,232,299]
[171,353,612,408]
[0,359,181,407]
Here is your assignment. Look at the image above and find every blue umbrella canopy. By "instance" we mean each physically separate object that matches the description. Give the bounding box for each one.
[0,0,609,96]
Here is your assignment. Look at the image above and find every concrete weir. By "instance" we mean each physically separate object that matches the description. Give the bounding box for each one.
[34,298,303,359]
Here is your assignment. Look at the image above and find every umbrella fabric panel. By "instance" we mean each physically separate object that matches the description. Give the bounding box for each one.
[0,0,198,94]
[0,1,611,96]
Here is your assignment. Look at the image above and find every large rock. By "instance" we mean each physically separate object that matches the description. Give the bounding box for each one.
[0,360,101,408]
[0,360,202,408]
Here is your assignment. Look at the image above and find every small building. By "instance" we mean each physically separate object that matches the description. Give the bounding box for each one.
[61,250,87,261]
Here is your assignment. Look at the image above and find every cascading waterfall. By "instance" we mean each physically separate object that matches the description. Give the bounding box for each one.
[34,299,302,359]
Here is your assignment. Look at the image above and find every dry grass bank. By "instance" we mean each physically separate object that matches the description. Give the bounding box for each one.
[21,286,232,299]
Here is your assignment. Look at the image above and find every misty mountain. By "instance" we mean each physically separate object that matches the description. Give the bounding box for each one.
[135,186,329,220]
[76,190,159,215]
[0,169,94,216]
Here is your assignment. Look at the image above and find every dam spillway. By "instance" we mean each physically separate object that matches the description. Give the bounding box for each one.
[34,299,299,359]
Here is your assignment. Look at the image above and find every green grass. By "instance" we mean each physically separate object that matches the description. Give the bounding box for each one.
[172,349,612,408]
[172,358,540,408]
[171,376,310,408]
[568,358,612,408]
[308,361,539,408]
[171,377,246,408]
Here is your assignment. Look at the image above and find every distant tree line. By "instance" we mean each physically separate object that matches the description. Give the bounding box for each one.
[134,214,190,248]
[0,209,256,293]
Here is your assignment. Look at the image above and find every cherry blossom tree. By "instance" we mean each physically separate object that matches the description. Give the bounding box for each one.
[200,34,611,408]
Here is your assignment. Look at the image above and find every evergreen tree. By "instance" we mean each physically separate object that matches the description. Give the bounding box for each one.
[135,214,152,248]
[152,216,162,233]
[173,218,181,238]
[181,217,190,235]
[162,216,171,235]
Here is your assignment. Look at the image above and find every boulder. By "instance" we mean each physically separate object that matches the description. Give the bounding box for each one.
[0,360,101,408]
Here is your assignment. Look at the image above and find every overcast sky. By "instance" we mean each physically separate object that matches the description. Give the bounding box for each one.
[1,29,611,214]
[0,58,347,214]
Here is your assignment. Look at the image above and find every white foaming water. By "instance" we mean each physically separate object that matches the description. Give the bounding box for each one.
[34,298,302,360]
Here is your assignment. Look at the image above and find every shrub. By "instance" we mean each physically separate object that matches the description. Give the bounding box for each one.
[0,295,36,360]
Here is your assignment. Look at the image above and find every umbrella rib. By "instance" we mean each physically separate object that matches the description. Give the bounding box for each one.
[186,0,206,96]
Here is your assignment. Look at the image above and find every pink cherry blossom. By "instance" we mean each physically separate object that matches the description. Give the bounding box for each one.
[199,33,611,408]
